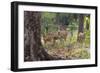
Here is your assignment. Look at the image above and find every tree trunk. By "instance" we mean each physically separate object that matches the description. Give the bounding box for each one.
[77,14,85,42]
[24,11,61,61]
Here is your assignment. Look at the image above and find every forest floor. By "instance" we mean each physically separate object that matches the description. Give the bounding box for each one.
[46,47,90,60]
[42,30,90,60]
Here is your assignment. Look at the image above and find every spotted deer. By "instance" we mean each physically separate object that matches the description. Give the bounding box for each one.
[41,30,68,45]
[78,32,85,43]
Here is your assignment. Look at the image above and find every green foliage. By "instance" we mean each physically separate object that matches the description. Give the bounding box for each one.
[56,13,69,25]
[41,12,57,35]
[41,12,56,24]
[84,15,90,30]
[40,12,90,60]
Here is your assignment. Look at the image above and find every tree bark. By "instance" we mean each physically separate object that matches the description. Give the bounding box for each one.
[78,14,84,33]
[77,14,85,42]
[24,11,61,61]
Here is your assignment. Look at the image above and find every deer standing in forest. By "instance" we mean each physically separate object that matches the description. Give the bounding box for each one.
[78,32,85,43]
[41,30,68,45]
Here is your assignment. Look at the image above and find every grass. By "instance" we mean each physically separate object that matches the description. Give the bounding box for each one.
[66,48,90,59]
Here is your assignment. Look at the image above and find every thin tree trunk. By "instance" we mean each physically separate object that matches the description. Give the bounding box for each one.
[78,14,84,33]
[77,14,85,42]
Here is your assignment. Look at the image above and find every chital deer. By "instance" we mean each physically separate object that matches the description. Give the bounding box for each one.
[78,32,85,43]
[41,30,68,45]
[58,30,67,41]
[41,33,53,45]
